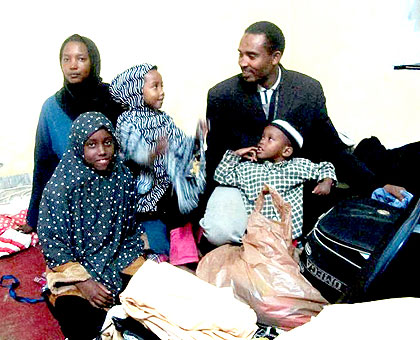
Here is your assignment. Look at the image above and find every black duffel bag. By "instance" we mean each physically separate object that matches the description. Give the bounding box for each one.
[299,196,420,303]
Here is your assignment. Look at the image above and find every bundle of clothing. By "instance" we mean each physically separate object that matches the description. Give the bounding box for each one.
[0,210,37,257]
[101,260,258,340]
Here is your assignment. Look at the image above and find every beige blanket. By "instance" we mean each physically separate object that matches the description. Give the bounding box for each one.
[117,260,258,340]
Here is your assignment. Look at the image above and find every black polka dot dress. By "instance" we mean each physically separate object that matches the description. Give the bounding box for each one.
[38,112,143,295]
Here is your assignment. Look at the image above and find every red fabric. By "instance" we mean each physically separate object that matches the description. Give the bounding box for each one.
[0,209,28,232]
[0,236,28,250]
[0,210,38,253]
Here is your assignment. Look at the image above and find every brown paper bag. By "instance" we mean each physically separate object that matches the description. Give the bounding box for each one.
[196,184,328,330]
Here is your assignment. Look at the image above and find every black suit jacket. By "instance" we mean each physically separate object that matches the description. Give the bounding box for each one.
[206,65,378,192]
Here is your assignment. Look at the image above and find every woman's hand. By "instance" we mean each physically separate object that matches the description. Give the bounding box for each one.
[75,279,114,309]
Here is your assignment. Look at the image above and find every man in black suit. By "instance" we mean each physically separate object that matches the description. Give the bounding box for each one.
[208,21,367,189]
[204,21,405,239]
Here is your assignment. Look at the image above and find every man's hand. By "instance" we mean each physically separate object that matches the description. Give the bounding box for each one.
[234,146,258,162]
[383,184,407,201]
[75,279,114,309]
[15,223,34,234]
[312,178,334,195]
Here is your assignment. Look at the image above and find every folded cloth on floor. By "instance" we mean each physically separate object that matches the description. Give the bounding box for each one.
[118,260,258,340]
[0,210,38,257]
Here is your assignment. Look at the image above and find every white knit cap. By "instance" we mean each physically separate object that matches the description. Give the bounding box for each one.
[269,119,304,149]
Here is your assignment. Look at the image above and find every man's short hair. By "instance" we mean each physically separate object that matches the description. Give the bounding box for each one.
[245,21,285,54]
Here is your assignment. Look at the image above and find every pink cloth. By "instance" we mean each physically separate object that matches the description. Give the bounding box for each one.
[169,222,199,265]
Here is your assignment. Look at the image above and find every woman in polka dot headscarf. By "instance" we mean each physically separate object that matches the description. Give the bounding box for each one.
[38,112,144,340]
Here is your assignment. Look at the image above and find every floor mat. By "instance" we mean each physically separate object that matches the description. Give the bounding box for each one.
[0,245,64,340]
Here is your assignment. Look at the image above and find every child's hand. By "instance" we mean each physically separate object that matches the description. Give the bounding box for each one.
[234,146,258,162]
[312,178,333,195]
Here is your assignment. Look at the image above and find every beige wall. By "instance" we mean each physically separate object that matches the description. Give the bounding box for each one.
[1,0,419,177]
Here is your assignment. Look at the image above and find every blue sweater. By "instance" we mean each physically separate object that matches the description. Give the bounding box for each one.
[27,96,74,229]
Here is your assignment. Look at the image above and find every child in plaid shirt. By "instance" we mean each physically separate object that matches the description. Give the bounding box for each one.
[207,119,336,244]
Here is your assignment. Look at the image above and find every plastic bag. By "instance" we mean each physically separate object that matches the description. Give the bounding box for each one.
[196,184,328,330]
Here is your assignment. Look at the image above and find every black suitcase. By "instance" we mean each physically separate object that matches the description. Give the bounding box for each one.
[299,197,420,303]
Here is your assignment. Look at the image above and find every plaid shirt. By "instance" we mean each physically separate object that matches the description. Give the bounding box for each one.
[214,150,337,239]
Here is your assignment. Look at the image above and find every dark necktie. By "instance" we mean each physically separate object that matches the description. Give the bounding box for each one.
[262,89,268,105]
[267,88,277,123]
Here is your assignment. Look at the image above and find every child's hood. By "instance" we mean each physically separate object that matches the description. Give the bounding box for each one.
[110,63,156,109]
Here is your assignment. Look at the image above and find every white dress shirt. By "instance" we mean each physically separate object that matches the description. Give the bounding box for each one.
[257,66,282,119]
